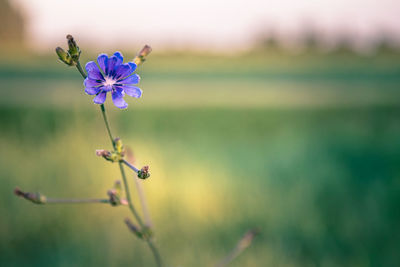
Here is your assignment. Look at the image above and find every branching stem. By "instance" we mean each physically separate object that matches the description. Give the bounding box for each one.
[75,58,163,267]
[46,198,110,204]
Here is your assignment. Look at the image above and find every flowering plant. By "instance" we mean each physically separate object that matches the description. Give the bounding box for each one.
[14,35,256,267]
[17,35,162,266]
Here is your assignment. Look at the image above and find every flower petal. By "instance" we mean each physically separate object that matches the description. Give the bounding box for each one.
[128,62,137,72]
[86,61,104,81]
[93,91,107,104]
[115,63,133,80]
[120,85,142,98]
[112,90,128,109]
[118,74,140,85]
[114,51,124,66]
[85,87,101,95]
[97,54,108,74]
[84,78,102,87]
[106,55,119,76]
[85,61,98,73]
[100,84,113,92]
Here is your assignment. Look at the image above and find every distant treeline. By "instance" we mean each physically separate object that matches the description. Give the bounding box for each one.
[254,28,400,55]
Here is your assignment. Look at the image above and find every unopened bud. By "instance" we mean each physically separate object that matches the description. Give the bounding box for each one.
[66,34,81,61]
[14,187,47,204]
[96,149,110,157]
[137,165,150,179]
[107,180,124,206]
[107,189,119,206]
[133,45,152,65]
[124,218,143,239]
[55,47,74,66]
[95,149,121,162]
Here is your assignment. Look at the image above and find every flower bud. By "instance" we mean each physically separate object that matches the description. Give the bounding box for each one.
[124,218,143,239]
[66,34,81,61]
[107,189,120,206]
[14,187,47,204]
[107,180,124,206]
[55,47,74,66]
[96,149,121,162]
[137,165,150,179]
[133,45,152,65]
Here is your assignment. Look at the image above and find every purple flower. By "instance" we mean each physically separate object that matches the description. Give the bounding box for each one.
[84,52,142,109]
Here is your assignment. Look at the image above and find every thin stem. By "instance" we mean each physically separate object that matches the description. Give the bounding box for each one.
[75,61,114,148]
[46,198,113,204]
[76,61,87,78]
[147,239,163,267]
[126,151,153,227]
[100,104,115,149]
[122,159,139,173]
[119,162,144,227]
[96,78,163,267]
[120,161,163,267]
[134,174,153,227]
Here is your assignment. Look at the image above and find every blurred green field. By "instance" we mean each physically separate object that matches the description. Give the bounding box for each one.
[1,52,400,266]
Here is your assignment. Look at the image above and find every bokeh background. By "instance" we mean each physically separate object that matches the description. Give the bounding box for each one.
[1,0,400,266]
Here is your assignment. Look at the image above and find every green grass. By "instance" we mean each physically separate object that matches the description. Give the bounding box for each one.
[1,52,400,266]
[1,106,400,266]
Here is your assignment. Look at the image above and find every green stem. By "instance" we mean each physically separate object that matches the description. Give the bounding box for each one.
[119,161,163,267]
[147,239,163,267]
[46,198,110,204]
[76,61,87,78]
[119,161,144,226]
[86,63,163,267]
[100,104,115,148]
[75,61,114,149]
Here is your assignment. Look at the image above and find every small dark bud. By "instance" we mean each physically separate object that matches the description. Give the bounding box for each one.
[137,165,150,179]
[66,34,81,61]
[55,47,74,66]
[124,218,143,239]
[133,45,152,66]
[107,180,128,206]
[14,187,25,197]
[107,189,120,206]
[14,187,47,204]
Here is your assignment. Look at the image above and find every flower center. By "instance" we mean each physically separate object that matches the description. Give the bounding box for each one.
[103,76,116,87]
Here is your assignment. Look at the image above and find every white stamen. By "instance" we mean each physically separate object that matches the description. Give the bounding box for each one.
[103,76,116,87]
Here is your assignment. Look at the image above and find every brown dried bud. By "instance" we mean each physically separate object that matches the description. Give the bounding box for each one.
[14,187,47,204]
[133,45,152,66]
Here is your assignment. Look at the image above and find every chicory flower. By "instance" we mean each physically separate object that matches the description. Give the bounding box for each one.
[84,52,142,109]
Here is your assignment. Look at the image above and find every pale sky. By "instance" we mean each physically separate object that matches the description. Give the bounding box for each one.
[15,0,400,51]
